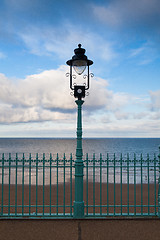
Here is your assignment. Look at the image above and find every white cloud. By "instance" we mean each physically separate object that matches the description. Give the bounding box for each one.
[0,65,143,124]
[109,92,130,111]
[84,115,160,138]
[0,66,118,123]
[92,0,160,29]
[92,4,122,27]
[114,111,129,120]
[132,112,149,119]
[149,90,160,111]
[0,66,154,125]
[19,24,116,62]
[130,47,145,58]
[129,42,159,65]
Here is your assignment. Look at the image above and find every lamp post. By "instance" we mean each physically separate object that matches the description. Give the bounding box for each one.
[66,44,93,218]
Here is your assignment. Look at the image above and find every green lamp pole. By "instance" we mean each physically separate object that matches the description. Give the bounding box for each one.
[74,98,84,217]
[66,44,93,218]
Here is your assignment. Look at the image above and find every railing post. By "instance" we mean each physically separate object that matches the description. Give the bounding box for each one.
[73,99,84,218]
[158,146,160,218]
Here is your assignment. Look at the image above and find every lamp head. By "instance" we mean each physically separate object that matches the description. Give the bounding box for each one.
[66,44,93,75]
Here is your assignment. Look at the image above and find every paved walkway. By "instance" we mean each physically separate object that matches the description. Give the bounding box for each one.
[0,218,160,240]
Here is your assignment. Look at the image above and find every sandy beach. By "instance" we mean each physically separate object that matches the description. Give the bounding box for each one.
[0,182,158,215]
[0,182,159,240]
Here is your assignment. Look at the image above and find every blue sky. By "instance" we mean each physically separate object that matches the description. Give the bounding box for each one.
[0,0,160,137]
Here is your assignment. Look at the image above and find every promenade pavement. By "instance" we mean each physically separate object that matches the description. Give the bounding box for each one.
[0,218,160,240]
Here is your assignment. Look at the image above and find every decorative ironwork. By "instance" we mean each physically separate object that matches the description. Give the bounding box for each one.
[66,73,76,79]
[90,73,94,78]
[83,73,94,79]
[72,75,76,79]
[66,72,70,77]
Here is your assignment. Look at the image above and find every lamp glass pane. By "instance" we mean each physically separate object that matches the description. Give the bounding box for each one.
[73,60,87,75]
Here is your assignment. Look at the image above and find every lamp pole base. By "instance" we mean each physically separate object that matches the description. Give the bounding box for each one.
[73,201,84,219]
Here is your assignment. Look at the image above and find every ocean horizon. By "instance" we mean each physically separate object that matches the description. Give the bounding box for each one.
[0,137,159,159]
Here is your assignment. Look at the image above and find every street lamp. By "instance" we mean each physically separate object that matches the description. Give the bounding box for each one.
[66,44,93,99]
[66,44,93,218]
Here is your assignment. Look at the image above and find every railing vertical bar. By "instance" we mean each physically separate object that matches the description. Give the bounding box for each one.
[107,153,109,215]
[100,153,102,216]
[63,153,66,216]
[120,153,123,215]
[22,153,25,216]
[140,154,143,216]
[86,153,89,216]
[43,153,45,217]
[127,153,129,216]
[50,153,52,216]
[29,153,32,216]
[70,154,73,216]
[113,153,116,216]
[147,154,150,215]
[154,154,157,215]
[8,153,11,216]
[134,153,136,216]
[36,153,38,216]
[93,153,95,216]
[1,153,4,216]
[15,153,18,216]
[56,153,59,215]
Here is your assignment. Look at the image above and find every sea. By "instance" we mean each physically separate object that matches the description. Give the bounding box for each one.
[0,138,159,184]
[0,138,159,159]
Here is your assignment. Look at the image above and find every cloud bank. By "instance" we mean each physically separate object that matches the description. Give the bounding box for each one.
[0,66,120,123]
[0,65,159,137]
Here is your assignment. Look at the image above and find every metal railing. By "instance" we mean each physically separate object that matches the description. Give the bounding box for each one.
[0,152,159,218]
[84,153,159,217]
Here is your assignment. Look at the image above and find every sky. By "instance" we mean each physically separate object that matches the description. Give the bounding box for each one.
[0,0,160,138]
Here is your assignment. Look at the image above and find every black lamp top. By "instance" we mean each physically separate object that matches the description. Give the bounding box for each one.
[74,44,86,56]
[66,44,93,66]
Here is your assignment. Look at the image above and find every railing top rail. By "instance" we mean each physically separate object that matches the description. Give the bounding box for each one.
[0,152,159,162]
